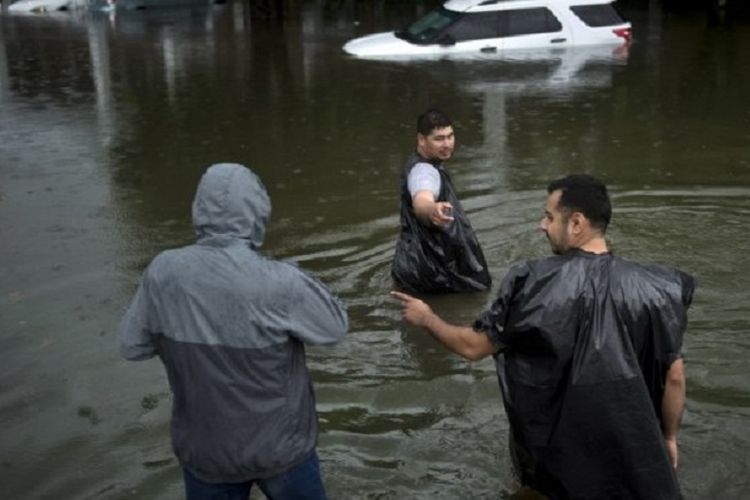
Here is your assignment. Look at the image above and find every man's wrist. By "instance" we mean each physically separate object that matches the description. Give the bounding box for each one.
[421,311,438,331]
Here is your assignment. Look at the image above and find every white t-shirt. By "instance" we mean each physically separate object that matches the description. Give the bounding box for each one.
[407,162,441,198]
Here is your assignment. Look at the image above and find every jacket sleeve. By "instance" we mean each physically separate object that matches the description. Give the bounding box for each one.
[118,275,158,361]
[286,270,348,346]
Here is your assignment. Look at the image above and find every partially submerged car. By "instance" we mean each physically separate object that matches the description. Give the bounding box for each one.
[8,0,70,13]
[343,0,632,58]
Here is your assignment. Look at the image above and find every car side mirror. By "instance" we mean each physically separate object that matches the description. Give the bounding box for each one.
[437,34,456,46]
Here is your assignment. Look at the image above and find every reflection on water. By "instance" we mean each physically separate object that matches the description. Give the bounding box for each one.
[1,2,749,499]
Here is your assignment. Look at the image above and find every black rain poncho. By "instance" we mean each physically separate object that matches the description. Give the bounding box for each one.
[474,249,694,499]
[392,153,491,294]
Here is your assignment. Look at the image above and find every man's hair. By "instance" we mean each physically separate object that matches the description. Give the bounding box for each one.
[417,108,453,136]
[547,174,611,233]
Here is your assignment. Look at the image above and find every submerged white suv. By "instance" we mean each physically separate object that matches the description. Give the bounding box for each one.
[343,0,632,58]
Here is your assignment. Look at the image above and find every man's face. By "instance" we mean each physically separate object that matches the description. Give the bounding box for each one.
[417,126,455,162]
[539,190,572,255]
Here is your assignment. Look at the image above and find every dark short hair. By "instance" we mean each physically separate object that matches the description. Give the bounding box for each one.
[547,174,611,233]
[417,109,453,136]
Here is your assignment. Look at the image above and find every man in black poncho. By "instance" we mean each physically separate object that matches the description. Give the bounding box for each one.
[391,108,491,294]
[392,174,694,499]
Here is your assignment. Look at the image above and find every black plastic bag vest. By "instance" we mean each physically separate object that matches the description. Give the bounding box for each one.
[392,153,491,294]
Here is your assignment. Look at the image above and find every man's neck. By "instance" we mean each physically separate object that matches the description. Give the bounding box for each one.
[577,236,609,254]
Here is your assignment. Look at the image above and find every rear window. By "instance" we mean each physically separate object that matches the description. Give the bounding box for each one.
[570,4,627,27]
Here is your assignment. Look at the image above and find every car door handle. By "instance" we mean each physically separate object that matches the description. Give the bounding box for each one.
[480,46,497,53]
[550,38,567,44]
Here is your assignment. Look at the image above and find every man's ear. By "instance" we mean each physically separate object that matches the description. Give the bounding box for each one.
[569,212,586,235]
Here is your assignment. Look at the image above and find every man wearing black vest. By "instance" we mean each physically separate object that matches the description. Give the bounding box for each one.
[391,108,491,294]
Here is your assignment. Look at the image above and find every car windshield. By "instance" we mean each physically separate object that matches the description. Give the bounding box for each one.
[396,7,461,44]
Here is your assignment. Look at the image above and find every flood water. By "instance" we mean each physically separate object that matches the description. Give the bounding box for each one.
[1,1,749,498]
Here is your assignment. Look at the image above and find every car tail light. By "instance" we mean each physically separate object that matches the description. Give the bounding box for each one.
[613,27,632,43]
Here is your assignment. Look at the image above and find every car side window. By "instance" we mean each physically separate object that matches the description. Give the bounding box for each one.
[570,4,627,27]
[499,8,563,37]
[443,12,502,42]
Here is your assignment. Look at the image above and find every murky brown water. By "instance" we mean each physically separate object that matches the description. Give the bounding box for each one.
[1,2,749,499]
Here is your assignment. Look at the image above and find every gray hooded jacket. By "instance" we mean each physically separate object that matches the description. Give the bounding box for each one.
[118,163,348,483]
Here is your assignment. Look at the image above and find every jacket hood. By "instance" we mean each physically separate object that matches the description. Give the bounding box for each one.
[191,163,270,248]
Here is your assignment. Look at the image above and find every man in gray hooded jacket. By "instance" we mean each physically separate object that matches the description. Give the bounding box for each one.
[119,163,348,499]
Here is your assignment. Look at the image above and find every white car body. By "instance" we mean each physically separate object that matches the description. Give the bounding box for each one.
[8,0,70,12]
[343,0,631,58]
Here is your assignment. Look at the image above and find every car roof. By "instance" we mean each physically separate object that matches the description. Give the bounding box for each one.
[443,0,617,13]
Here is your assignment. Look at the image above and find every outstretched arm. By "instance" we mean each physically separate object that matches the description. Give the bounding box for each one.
[662,358,686,469]
[412,190,454,228]
[391,291,497,361]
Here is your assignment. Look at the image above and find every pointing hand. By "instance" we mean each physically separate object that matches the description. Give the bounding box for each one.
[390,291,433,327]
